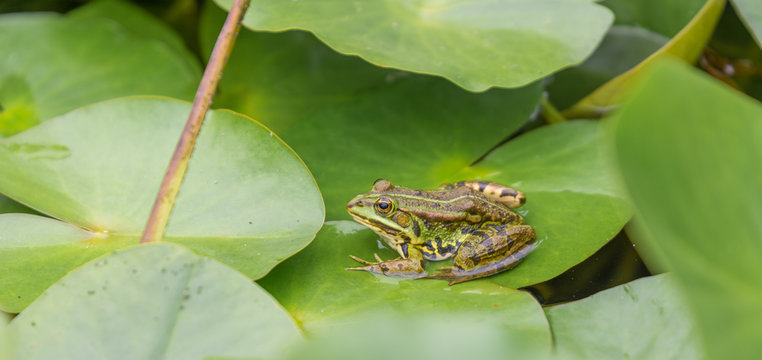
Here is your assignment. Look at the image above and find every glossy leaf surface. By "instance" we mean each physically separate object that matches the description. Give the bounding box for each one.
[213,0,612,91]
[546,274,703,359]
[0,97,324,312]
[0,3,200,136]
[7,244,301,359]
[609,60,762,359]
[280,312,549,360]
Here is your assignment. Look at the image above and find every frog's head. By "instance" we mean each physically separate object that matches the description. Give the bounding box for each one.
[346,179,417,258]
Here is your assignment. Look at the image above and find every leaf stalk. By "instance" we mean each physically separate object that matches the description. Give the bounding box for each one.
[140,0,251,244]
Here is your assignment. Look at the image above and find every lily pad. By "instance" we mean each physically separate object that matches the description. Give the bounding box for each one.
[259,220,551,351]
[548,25,668,110]
[563,0,725,117]
[0,4,200,136]
[730,0,762,47]
[0,310,8,360]
[279,312,549,360]
[6,243,301,359]
[608,60,762,360]
[212,0,613,91]
[545,274,703,359]
[0,97,324,312]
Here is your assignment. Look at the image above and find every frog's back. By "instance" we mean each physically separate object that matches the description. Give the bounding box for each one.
[389,185,520,224]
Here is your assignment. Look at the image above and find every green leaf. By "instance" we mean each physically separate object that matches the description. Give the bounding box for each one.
[732,0,762,48]
[602,0,708,37]
[608,60,762,360]
[279,313,549,360]
[548,25,668,110]
[564,0,725,117]
[0,195,36,215]
[0,309,9,360]
[0,97,324,312]
[0,6,200,136]
[545,274,703,359]
[6,243,301,359]
[212,0,612,91]
[259,221,551,349]
[68,0,196,65]
[202,5,629,288]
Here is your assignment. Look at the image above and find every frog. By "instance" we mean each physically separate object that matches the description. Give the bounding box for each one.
[345,179,536,285]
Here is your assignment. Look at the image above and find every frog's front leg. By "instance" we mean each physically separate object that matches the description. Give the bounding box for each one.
[346,248,426,279]
[424,224,536,285]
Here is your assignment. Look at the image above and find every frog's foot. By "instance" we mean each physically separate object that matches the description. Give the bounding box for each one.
[346,255,425,279]
[423,242,536,285]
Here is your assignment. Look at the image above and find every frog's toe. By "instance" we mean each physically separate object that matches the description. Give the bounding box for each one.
[348,254,375,266]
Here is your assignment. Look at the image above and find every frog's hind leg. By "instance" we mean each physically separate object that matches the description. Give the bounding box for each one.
[437,181,526,208]
[423,224,536,285]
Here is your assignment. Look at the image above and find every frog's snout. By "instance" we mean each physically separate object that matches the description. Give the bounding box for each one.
[346,197,364,210]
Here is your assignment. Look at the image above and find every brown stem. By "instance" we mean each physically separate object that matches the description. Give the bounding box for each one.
[140,0,251,244]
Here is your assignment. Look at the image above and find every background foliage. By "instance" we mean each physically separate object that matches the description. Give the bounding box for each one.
[0,0,760,359]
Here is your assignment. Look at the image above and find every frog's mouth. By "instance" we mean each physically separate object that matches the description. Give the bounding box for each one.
[348,212,400,236]
[347,212,407,258]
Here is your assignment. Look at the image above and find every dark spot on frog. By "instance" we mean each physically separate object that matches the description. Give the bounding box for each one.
[500,188,518,197]
[397,264,404,270]
[477,182,488,192]
[401,243,409,257]
[411,220,421,237]
[413,190,422,196]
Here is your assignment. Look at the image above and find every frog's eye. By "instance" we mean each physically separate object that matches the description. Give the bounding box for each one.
[375,197,394,215]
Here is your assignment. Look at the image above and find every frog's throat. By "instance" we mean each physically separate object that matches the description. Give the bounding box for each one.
[374,230,407,259]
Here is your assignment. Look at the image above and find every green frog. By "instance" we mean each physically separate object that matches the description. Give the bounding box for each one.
[346,179,536,285]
